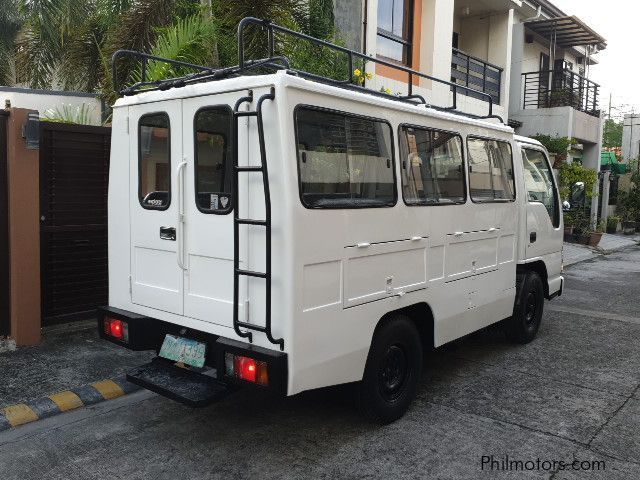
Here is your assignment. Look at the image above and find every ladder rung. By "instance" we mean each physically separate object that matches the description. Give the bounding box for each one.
[236,269,268,279]
[236,321,267,333]
[235,166,263,172]
[235,111,258,117]
[236,218,267,226]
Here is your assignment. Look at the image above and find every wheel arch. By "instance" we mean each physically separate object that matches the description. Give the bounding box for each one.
[518,260,549,298]
[375,302,435,353]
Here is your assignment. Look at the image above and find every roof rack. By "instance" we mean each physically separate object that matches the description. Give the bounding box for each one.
[112,17,504,123]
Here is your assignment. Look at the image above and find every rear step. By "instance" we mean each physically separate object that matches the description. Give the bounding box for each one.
[127,358,236,407]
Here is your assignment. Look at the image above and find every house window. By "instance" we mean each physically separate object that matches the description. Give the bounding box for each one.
[377,0,413,65]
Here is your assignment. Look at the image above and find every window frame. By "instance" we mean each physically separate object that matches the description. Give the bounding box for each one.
[192,104,233,215]
[376,0,414,66]
[398,123,467,207]
[466,135,517,204]
[521,146,561,228]
[293,104,398,210]
[138,111,171,211]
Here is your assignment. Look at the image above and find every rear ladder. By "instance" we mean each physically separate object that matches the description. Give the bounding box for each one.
[232,87,284,351]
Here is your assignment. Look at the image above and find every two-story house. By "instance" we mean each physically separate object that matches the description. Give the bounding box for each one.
[333,0,606,208]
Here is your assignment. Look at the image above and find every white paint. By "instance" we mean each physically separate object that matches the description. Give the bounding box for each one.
[108,71,563,396]
[0,88,102,125]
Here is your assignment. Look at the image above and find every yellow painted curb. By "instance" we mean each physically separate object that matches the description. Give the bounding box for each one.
[2,404,39,427]
[92,380,125,400]
[49,391,84,412]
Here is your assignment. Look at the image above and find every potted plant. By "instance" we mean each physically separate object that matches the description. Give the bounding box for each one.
[563,211,575,241]
[569,208,591,244]
[588,221,605,247]
[606,216,620,234]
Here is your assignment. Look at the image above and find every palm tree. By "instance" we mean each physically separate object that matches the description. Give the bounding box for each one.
[0,0,23,85]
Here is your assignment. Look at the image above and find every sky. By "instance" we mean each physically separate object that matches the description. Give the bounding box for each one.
[550,0,639,119]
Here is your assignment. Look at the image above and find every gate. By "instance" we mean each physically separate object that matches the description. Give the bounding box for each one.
[0,111,9,335]
[40,122,111,325]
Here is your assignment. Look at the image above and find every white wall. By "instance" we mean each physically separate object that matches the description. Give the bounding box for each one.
[0,88,102,125]
[622,114,640,162]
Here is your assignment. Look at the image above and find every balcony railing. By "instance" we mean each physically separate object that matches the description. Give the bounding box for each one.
[450,48,503,105]
[522,69,600,117]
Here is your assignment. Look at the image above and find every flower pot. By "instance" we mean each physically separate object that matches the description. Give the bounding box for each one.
[563,226,574,242]
[588,232,603,247]
[623,221,636,235]
[578,234,591,245]
[606,226,617,234]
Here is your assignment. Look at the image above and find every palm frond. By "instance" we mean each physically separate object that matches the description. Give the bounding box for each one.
[41,103,97,125]
[137,14,218,83]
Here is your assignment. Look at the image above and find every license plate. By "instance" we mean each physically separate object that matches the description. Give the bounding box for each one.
[159,334,206,368]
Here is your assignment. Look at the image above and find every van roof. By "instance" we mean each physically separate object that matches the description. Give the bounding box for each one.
[115,70,514,135]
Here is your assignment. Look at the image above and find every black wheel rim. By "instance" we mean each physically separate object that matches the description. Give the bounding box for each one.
[379,344,409,402]
[524,290,538,326]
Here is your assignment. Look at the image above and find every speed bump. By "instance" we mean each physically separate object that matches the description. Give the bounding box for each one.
[0,375,140,432]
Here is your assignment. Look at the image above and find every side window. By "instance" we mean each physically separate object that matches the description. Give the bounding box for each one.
[522,148,560,227]
[296,107,396,208]
[194,107,232,213]
[139,113,170,209]
[399,126,465,205]
[468,138,515,202]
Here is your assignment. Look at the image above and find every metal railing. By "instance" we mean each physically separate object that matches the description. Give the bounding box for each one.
[522,69,600,117]
[450,48,503,105]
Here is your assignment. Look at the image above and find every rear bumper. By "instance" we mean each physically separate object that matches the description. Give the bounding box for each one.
[97,306,288,396]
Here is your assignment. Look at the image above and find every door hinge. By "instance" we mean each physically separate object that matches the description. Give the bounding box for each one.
[129,275,132,295]
[126,117,129,134]
[245,299,250,323]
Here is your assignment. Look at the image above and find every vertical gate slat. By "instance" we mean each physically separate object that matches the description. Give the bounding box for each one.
[0,111,9,335]
[40,122,111,325]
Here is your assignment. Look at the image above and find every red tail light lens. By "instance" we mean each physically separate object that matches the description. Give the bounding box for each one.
[225,353,268,386]
[103,317,129,342]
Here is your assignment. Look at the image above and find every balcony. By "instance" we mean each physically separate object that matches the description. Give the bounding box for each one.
[522,69,600,117]
[450,48,503,105]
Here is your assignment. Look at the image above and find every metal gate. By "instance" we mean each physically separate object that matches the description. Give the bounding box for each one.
[0,111,9,335]
[40,122,111,325]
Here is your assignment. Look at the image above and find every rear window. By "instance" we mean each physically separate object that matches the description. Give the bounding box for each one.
[295,107,396,208]
[194,107,233,213]
[139,113,170,210]
[467,137,515,202]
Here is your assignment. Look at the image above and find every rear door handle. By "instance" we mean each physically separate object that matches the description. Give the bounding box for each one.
[530,231,537,243]
[160,226,176,241]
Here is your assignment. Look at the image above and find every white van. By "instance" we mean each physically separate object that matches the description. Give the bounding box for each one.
[99,19,563,423]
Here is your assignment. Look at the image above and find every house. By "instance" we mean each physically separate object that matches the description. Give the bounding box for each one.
[333,0,606,213]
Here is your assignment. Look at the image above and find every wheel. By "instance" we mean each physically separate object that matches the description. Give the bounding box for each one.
[504,271,545,344]
[355,314,423,424]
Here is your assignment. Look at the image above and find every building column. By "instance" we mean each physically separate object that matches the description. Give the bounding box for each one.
[487,9,514,118]
[601,170,611,224]
[419,0,455,101]
[7,108,41,346]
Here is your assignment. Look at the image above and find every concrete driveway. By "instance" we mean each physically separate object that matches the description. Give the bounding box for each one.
[1,248,639,479]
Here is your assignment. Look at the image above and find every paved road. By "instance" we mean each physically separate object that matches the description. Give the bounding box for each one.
[1,249,640,479]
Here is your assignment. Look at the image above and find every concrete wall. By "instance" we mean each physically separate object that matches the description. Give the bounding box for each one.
[334,0,363,52]
[0,87,102,125]
[622,114,640,162]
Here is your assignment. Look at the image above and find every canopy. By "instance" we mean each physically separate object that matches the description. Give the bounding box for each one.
[601,151,627,174]
[525,16,607,50]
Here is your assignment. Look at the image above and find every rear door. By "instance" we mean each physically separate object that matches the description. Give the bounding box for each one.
[181,91,250,326]
[520,146,563,260]
[130,100,184,315]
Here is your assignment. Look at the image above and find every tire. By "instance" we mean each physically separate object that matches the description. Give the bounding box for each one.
[355,314,423,424]
[504,271,545,344]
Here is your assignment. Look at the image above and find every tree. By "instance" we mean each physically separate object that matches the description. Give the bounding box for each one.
[603,118,623,149]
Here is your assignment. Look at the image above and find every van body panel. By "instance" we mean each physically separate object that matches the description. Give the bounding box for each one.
[107,72,562,396]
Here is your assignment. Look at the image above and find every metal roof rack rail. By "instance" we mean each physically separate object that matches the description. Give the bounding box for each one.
[111,17,504,123]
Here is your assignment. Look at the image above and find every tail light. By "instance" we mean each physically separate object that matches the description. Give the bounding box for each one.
[103,317,129,342]
[225,353,268,386]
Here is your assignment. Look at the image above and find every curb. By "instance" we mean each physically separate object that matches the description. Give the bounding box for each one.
[0,375,141,432]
